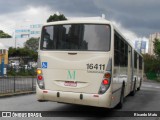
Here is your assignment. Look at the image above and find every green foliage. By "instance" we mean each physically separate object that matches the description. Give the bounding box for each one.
[0,30,12,38]
[153,38,160,58]
[143,54,159,72]
[7,67,36,76]
[24,37,39,51]
[7,70,16,76]
[143,53,160,80]
[8,38,39,76]
[47,14,67,22]
[8,47,38,61]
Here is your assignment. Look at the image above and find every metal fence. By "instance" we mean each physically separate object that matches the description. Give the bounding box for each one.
[0,76,36,95]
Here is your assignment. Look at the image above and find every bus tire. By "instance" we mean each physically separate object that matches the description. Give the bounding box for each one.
[116,84,125,109]
[130,81,136,96]
[137,79,142,91]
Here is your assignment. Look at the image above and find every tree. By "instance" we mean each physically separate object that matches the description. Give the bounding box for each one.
[8,47,38,62]
[153,38,160,58]
[8,47,38,76]
[24,37,39,51]
[143,53,160,80]
[0,30,12,38]
[47,13,67,22]
[143,54,159,72]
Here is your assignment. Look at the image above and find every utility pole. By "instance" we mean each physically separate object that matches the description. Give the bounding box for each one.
[14,32,17,48]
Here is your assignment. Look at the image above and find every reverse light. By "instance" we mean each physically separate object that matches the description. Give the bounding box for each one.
[37,76,45,89]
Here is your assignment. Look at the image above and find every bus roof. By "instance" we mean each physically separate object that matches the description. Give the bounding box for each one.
[43,17,112,26]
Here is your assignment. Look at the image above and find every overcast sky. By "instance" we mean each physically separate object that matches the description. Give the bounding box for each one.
[0,0,160,44]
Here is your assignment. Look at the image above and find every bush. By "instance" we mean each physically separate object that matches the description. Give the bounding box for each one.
[7,66,36,76]
[143,53,160,81]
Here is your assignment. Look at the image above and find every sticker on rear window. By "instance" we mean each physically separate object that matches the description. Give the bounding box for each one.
[42,62,48,68]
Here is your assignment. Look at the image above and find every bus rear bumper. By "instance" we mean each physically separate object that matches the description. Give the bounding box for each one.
[36,88,112,108]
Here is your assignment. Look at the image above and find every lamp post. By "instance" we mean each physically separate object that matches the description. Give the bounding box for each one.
[14,32,17,48]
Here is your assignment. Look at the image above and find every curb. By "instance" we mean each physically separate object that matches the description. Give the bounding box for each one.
[0,91,36,98]
[143,79,160,84]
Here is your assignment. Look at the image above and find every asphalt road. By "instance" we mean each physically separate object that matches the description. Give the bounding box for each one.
[0,80,160,120]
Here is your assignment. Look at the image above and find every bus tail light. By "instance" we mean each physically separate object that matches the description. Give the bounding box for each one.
[102,79,109,85]
[37,69,42,75]
[104,73,111,78]
[99,71,111,94]
[37,69,45,89]
[38,75,43,80]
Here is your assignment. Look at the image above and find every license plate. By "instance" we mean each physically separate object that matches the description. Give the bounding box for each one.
[64,81,77,87]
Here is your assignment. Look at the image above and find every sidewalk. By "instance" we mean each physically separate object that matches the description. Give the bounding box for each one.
[0,91,35,98]
[143,75,160,83]
[143,79,160,84]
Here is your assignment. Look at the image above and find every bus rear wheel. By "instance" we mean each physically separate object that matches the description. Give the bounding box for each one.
[137,79,142,91]
[130,81,136,96]
[116,84,125,109]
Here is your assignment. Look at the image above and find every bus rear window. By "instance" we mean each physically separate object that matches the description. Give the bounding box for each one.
[40,24,111,51]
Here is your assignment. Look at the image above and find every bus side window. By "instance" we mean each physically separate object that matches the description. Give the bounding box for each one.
[114,32,119,67]
[134,51,137,69]
[139,56,142,70]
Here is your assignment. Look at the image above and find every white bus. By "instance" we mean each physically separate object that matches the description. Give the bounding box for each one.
[36,17,143,108]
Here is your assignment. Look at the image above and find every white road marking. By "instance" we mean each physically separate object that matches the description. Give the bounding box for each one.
[142,84,160,89]
[155,86,160,89]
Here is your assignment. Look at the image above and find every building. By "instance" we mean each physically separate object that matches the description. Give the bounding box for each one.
[0,23,43,48]
[15,23,42,47]
[15,24,42,39]
[135,40,147,54]
[148,33,160,55]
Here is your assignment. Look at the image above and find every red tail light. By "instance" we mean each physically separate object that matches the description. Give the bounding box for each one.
[102,79,109,85]
[38,75,43,80]
[99,71,111,94]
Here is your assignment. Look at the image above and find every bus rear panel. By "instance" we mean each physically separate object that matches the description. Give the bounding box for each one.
[36,22,114,108]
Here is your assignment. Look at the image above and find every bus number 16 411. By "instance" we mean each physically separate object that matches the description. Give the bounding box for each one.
[86,64,105,70]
